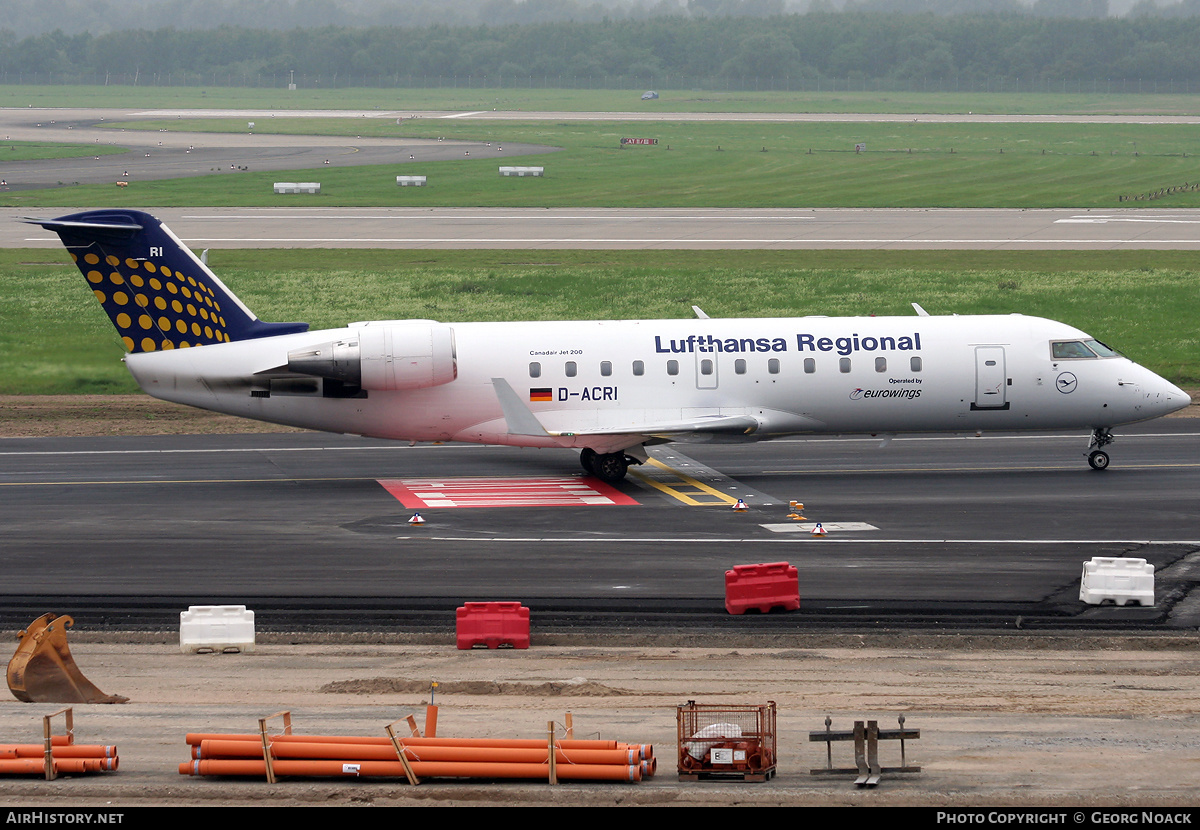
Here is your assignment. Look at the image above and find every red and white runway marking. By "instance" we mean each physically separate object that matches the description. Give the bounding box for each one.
[378,476,638,508]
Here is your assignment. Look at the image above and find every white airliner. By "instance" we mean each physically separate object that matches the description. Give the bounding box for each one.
[27,210,1191,482]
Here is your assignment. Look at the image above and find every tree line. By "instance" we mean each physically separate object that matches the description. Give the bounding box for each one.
[5,12,1200,86]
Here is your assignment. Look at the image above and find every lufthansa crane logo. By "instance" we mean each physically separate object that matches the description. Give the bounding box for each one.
[1056,372,1078,394]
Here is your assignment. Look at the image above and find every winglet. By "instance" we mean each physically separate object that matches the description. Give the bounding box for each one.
[912,302,930,317]
[491,378,550,436]
[692,305,710,319]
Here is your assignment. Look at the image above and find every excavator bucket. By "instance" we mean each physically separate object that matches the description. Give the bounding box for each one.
[7,614,128,704]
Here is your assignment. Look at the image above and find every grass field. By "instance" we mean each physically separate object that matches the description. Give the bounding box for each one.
[7,117,1200,208]
[5,84,1200,115]
[1,141,126,162]
[4,247,1196,394]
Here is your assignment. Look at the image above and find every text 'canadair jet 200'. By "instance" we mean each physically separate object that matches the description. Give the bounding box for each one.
[26,210,1191,482]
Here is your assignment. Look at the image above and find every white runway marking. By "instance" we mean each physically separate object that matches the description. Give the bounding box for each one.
[760,522,879,533]
[378,476,637,508]
[1057,215,1200,225]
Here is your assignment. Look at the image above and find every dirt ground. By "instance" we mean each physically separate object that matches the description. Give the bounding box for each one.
[3,635,1200,807]
[3,396,1200,808]
[0,395,307,438]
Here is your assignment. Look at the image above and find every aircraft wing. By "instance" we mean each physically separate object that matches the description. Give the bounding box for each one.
[550,413,763,438]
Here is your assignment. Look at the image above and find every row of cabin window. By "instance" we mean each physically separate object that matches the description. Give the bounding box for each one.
[529,356,924,377]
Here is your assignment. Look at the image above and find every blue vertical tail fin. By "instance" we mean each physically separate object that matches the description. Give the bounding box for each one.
[24,209,308,353]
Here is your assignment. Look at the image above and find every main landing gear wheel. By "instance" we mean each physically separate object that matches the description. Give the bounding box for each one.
[592,452,629,484]
[1088,450,1110,471]
[581,449,631,484]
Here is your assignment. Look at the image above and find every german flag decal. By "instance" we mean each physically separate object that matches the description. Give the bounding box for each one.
[529,388,553,402]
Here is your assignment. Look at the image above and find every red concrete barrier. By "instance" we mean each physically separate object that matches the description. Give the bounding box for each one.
[456,602,530,649]
[724,562,800,615]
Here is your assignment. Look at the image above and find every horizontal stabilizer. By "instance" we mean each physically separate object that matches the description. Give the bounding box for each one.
[24,215,144,238]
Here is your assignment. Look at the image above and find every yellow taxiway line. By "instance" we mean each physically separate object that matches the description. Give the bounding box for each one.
[628,457,740,506]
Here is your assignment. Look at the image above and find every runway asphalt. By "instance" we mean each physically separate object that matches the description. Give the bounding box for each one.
[3,422,1197,632]
[12,206,1200,250]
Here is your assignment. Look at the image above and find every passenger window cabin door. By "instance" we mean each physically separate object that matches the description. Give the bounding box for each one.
[972,346,1009,410]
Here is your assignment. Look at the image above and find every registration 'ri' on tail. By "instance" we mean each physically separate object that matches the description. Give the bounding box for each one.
[23,210,308,352]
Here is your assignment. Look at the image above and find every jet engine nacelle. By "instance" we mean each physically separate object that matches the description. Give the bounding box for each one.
[287,323,456,391]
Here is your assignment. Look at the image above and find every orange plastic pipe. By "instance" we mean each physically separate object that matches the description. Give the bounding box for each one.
[186,732,630,752]
[187,733,394,746]
[197,739,638,767]
[52,757,117,773]
[181,758,639,781]
[51,745,117,760]
[0,744,116,759]
[0,758,50,775]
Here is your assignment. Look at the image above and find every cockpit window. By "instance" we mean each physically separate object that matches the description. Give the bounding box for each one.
[1084,339,1121,358]
[1052,340,1098,359]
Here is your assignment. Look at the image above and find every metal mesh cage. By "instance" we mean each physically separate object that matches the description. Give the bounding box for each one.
[676,700,777,779]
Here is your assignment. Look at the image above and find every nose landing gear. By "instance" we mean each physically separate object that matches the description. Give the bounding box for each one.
[1086,427,1114,470]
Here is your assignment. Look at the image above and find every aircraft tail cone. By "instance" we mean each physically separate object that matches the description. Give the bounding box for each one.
[810,523,828,537]
[408,513,427,525]
[732,499,749,512]
[6,614,129,704]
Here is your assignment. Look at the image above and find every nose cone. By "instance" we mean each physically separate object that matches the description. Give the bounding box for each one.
[1162,380,1193,415]
[1142,365,1192,415]
[1119,364,1192,422]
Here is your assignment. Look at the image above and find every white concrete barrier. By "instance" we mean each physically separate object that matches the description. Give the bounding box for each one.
[273,182,320,194]
[1079,557,1154,606]
[180,605,256,653]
